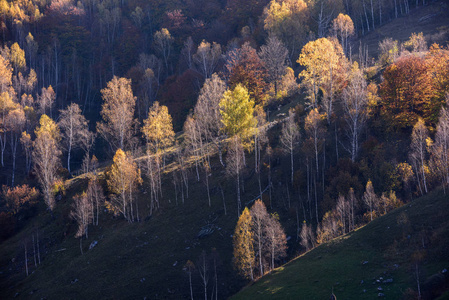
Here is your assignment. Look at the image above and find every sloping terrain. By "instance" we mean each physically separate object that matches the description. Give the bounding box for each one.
[357,1,449,58]
[231,189,449,300]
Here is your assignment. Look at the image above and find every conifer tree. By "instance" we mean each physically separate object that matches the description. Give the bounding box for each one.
[233,207,255,280]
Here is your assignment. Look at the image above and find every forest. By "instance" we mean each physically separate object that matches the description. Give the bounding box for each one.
[0,0,448,299]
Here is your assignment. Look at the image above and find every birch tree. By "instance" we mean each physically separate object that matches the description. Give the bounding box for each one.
[193,40,222,79]
[410,118,429,195]
[259,35,288,96]
[97,76,137,152]
[70,192,92,254]
[362,180,378,221]
[430,101,449,191]
[5,106,25,186]
[32,115,61,211]
[280,109,300,185]
[106,149,142,222]
[37,86,55,117]
[0,91,15,166]
[332,13,354,56]
[154,28,173,74]
[265,212,287,271]
[226,136,245,216]
[342,63,368,162]
[58,103,89,173]
[250,199,269,277]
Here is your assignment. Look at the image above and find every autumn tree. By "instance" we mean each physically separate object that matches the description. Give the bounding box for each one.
[362,180,378,221]
[259,35,288,96]
[297,37,347,113]
[87,177,105,226]
[97,76,137,152]
[226,136,245,215]
[193,40,222,79]
[254,106,268,197]
[233,207,255,280]
[106,149,142,222]
[181,36,195,70]
[409,119,429,195]
[378,38,399,66]
[263,0,309,60]
[33,114,61,211]
[220,84,257,146]
[154,28,173,74]
[0,54,13,93]
[0,91,15,166]
[194,73,226,164]
[280,109,300,185]
[342,63,368,162]
[336,194,349,234]
[142,101,175,155]
[403,32,427,53]
[265,212,287,271]
[300,221,315,251]
[58,103,89,173]
[332,13,354,55]
[37,86,55,117]
[379,55,436,129]
[305,108,325,175]
[426,44,449,103]
[20,131,32,174]
[5,106,25,186]
[183,114,202,181]
[226,43,268,106]
[348,187,357,231]
[430,99,449,191]
[141,101,175,203]
[316,210,340,244]
[250,199,269,277]
[10,42,25,74]
[3,184,39,214]
[70,192,92,254]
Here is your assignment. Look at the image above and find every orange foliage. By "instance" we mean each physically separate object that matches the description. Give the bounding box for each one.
[227,43,268,106]
[2,184,39,214]
[379,55,437,129]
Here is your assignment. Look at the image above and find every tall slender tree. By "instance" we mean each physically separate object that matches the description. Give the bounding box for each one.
[33,114,61,211]
[58,103,89,173]
[97,76,137,152]
[280,109,300,185]
[410,118,429,195]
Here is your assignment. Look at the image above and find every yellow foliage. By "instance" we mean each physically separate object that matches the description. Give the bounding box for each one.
[35,114,60,141]
[220,84,257,145]
[141,101,175,154]
[233,207,255,279]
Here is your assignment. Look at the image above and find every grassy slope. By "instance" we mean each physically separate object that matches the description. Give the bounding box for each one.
[0,171,244,299]
[0,92,305,299]
[357,2,449,58]
[232,189,449,300]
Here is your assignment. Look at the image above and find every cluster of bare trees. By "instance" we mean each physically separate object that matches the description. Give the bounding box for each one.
[233,200,287,280]
[183,249,221,300]
[410,96,449,196]
[71,176,105,254]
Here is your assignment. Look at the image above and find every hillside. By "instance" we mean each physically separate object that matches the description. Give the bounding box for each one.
[0,1,449,299]
[0,172,243,299]
[357,1,449,57]
[231,189,449,300]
